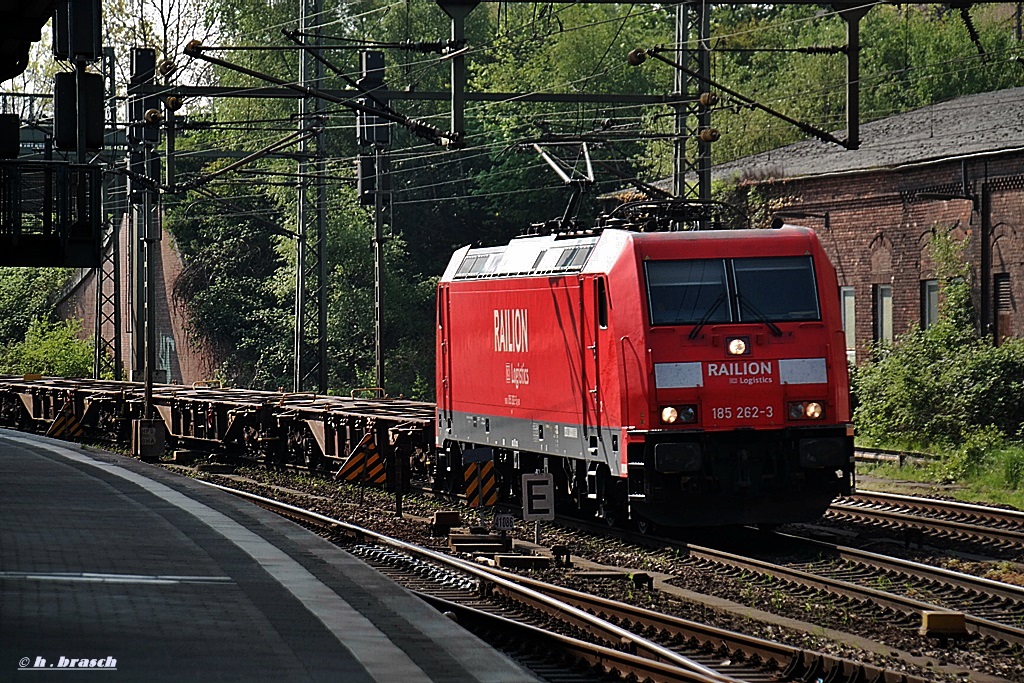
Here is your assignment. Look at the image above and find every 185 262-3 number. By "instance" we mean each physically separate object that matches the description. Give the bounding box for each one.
[711,405,774,420]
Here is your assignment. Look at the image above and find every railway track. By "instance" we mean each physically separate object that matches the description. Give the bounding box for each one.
[4,374,1022,678]
[204,480,927,683]
[831,490,1024,551]
[563,520,1024,650]
[770,531,1024,646]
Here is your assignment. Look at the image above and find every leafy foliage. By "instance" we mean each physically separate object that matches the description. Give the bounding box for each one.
[709,5,1024,162]
[0,267,84,382]
[165,182,292,389]
[854,231,1024,480]
[0,268,72,343]
[0,319,94,378]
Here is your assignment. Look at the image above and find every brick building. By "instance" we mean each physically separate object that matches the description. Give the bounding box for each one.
[712,86,1024,364]
[53,214,213,385]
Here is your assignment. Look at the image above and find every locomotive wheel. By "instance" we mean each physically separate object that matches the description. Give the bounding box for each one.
[597,473,626,528]
[636,518,656,535]
[599,498,625,528]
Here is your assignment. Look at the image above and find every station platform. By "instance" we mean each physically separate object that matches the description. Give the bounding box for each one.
[0,429,540,682]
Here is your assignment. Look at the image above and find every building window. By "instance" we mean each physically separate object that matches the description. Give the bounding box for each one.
[841,286,856,363]
[921,280,939,329]
[995,273,1013,344]
[873,284,893,343]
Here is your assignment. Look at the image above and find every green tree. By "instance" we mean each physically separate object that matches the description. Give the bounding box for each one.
[709,4,1024,163]
[163,0,1024,404]
[0,319,94,378]
[0,268,72,344]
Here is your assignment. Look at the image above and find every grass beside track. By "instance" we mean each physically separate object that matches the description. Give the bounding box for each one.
[856,442,1024,511]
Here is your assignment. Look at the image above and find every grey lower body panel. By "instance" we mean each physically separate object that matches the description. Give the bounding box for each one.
[439,410,623,474]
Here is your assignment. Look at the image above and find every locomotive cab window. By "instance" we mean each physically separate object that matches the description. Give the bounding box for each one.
[732,256,819,322]
[646,259,730,325]
[646,256,820,326]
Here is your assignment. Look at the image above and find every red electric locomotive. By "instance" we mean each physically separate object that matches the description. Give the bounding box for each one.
[435,214,854,528]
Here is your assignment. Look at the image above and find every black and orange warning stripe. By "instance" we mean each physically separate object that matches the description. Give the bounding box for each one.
[46,400,84,440]
[336,432,387,485]
[464,461,498,508]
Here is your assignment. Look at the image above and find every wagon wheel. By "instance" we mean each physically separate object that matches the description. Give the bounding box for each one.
[294,428,322,472]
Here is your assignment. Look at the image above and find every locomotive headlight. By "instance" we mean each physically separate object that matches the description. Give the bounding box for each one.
[788,401,825,420]
[727,336,749,355]
[661,405,697,424]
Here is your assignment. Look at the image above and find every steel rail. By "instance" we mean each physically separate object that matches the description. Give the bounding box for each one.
[470,564,928,683]
[415,594,729,683]
[775,531,1024,611]
[846,489,1024,529]
[206,480,936,683]
[828,500,1024,547]
[679,542,1024,648]
[854,447,937,465]
[198,480,740,683]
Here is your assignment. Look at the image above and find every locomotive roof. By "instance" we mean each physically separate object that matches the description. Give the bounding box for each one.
[442,226,818,281]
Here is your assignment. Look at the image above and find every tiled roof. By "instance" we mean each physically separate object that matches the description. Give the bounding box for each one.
[709,86,1024,183]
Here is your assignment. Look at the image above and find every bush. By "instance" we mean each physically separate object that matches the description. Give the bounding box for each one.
[0,319,94,378]
[851,230,1024,450]
[1003,449,1024,490]
[941,425,1003,482]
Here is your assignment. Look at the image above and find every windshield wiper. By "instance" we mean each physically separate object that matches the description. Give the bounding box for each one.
[687,294,726,340]
[738,296,783,336]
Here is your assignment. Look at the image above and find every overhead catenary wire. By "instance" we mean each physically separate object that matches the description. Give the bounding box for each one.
[159,0,1022,201]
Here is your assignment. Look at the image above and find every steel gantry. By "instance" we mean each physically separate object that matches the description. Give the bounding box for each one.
[295,0,329,394]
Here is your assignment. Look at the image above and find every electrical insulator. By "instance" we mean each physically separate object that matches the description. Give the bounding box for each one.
[627,48,647,66]
[144,108,163,125]
[699,92,719,108]
[699,128,720,143]
[158,59,177,77]
[165,96,183,112]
